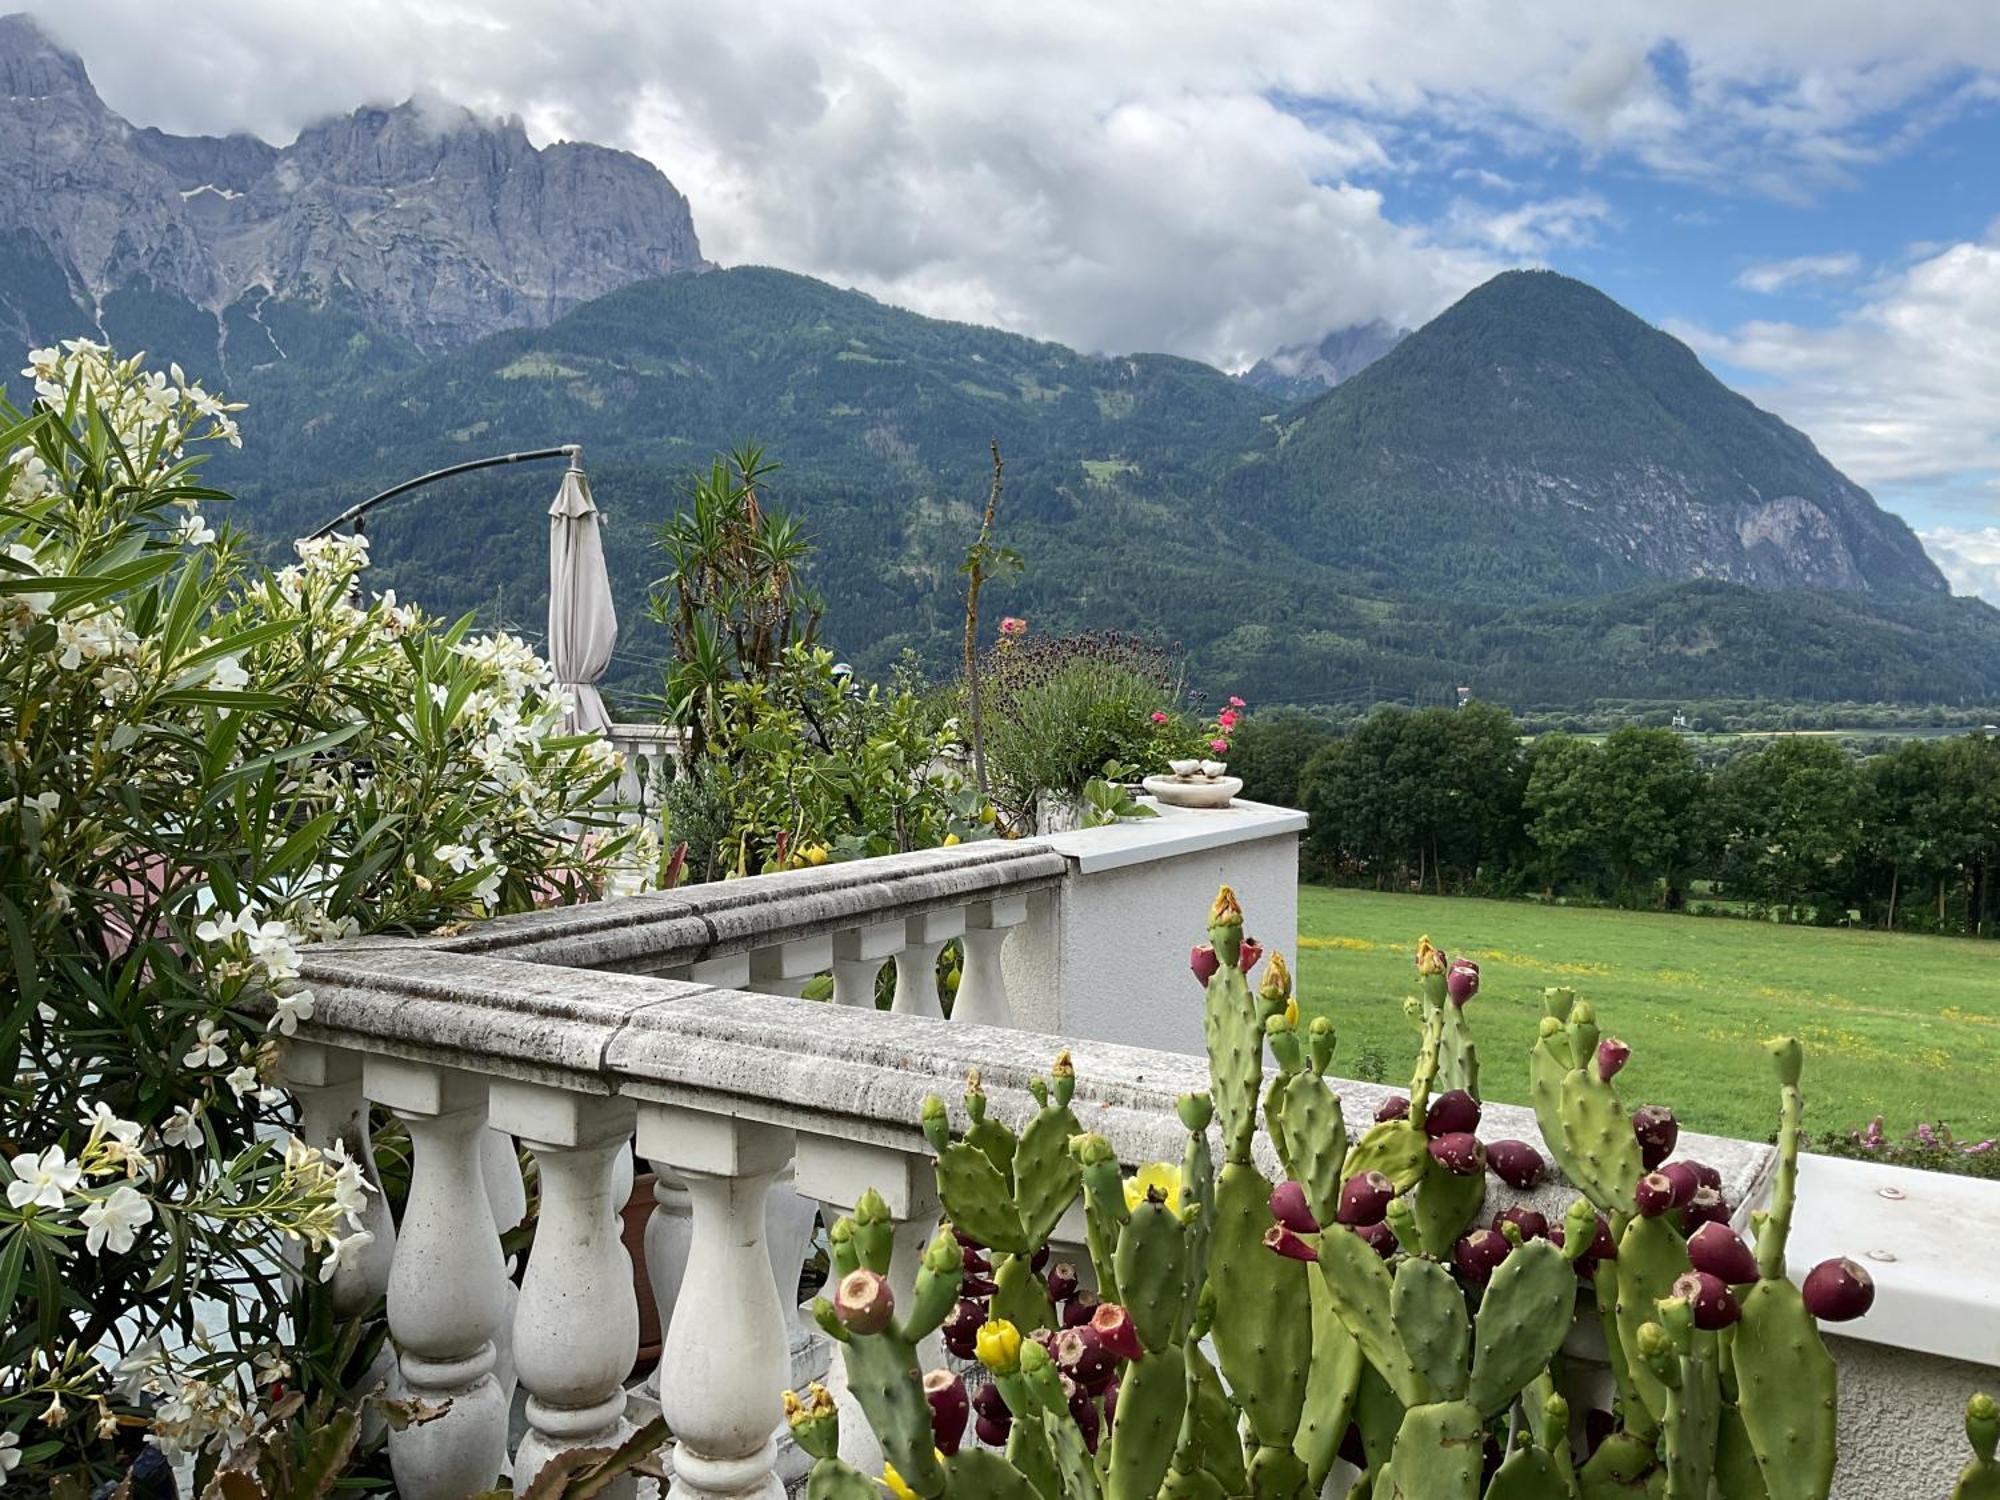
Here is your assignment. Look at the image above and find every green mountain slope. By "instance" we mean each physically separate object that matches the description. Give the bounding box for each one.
[1239,269,1945,599]
[12,260,1996,709]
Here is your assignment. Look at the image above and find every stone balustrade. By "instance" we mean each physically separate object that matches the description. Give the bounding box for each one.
[606,723,683,817]
[287,822,2000,1498]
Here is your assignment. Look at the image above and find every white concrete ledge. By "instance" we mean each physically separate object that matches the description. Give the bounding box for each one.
[1790,1152,2000,1367]
[1035,798,1308,875]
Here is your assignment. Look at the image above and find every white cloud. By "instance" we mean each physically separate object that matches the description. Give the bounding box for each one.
[21,1,2000,366]
[1682,231,2000,488]
[1919,527,2000,604]
[1735,252,1863,294]
[1444,193,1613,256]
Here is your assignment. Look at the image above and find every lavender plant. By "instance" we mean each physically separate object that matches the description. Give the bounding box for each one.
[790,886,1900,1500]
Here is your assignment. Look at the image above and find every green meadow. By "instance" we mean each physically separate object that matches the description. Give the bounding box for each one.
[1291,886,2000,1144]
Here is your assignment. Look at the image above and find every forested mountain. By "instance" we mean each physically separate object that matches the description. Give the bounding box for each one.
[1238,270,1946,599]
[6,15,1994,711]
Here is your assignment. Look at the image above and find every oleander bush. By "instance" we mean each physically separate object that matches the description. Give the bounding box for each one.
[0,340,651,1490]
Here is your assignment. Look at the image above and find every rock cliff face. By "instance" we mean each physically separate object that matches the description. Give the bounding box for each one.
[0,13,707,353]
[1241,320,1407,401]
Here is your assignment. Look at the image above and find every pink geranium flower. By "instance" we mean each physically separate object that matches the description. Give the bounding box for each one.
[1151,711,1168,724]
[1228,696,1246,708]
[1209,738,1229,755]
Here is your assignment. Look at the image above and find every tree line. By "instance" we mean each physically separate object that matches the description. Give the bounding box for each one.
[1228,705,2000,936]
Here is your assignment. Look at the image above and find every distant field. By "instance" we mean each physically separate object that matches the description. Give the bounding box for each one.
[1290,887,2000,1144]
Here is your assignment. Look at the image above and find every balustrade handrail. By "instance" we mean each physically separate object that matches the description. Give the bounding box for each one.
[293,936,1776,1211]
[430,840,1068,972]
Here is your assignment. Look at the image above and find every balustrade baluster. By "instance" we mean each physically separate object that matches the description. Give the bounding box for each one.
[893,908,965,1018]
[642,1105,795,1500]
[749,935,834,999]
[950,895,1027,1026]
[363,1058,509,1499]
[285,1042,395,1317]
[490,1083,642,1495]
[831,920,906,1008]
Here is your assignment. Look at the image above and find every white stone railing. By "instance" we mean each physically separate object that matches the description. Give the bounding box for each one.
[606,723,682,817]
[289,816,2000,1499]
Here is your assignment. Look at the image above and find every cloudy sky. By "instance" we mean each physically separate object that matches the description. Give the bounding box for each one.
[28,1,2000,598]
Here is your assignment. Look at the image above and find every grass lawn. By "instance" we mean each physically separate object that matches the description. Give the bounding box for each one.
[1291,886,2000,1145]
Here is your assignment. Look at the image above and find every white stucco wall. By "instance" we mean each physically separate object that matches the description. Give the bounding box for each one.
[1002,798,1305,1054]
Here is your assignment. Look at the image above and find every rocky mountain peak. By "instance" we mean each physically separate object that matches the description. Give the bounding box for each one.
[0,13,91,102]
[1241,319,1408,401]
[0,13,708,354]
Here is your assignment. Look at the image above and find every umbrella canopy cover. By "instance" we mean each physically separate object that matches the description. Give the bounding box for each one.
[547,465,618,735]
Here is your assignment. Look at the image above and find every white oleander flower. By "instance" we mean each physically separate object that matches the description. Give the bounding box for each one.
[207,654,248,692]
[160,1106,203,1150]
[194,911,245,946]
[78,1101,144,1147]
[6,1146,80,1210]
[0,1429,19,1486]
[182,1020,228,1069]
[267,988,315,1037]
[319,1227,377,1283]
[81,1185,152,1254]
[224,1065,260,1101]
[174,512,216,547]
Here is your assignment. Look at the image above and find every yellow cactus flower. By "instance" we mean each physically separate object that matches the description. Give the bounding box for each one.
[975,1317,1023,1374]
[805,843,829,866]
[1124,1161,1184,1212]
[1415,935,1447,977]
[1210,884,1243,927]
[1284,995,1300,1028]
[882,1462,918,1500]
[943,832,962,846]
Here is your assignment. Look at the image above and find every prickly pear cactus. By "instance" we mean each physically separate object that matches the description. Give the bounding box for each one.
[801,888,1860,1500]
[1955,1393,2000,1500]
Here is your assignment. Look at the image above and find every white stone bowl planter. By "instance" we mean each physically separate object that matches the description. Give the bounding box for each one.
[1142,773,1243,808]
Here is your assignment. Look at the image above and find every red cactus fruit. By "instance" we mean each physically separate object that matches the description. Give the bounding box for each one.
[1493,1206,1549,1243]
[1054,1326,1115,1388]
[1062,1287,1100,1329]
[1686,1222,1759,1285]
[974,1413,1011,1447]
[1189,943,1220,986]
[972,1383,1010,1421]
[1425,1089,1482,1138]
[832,1268,894,1335]
[1044,1261,1079,1303]
[1680,1186,1730,1233]
[1671,1269,1741,1330]
[942,1297,983,1359]
[1596,1037,1631,1081]
[925,1369,969,1455]
[1269,1179,1321,1234]
[1428,1131,1487,1177]
[1454,1228,1511,1285]
[1090,1302,1145,1362]
[1635,1171,1678,1218]
[1656,1161,1699,1208]
[1632,1105,1679,1171]
[1486,1139,1546,1190]
[1353,1220,1397,1259]
[1802,1258,1876,1322]
[1238,935,1264,974]
[1263,1223,1319,1262]
[1446,957,1480,1006]
[1375,1094,1411,1123]
[1336,1171,1395,1227]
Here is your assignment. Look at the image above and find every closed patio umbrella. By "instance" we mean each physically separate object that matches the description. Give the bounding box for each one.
[547,457,617,735]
